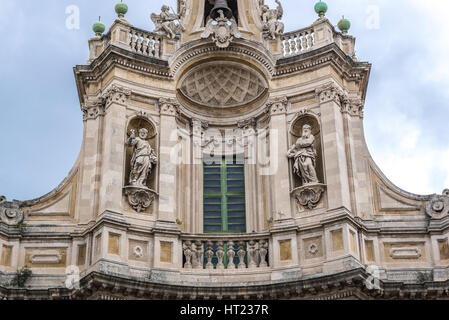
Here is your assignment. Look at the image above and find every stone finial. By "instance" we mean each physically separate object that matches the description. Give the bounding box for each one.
[338,16,351,35]
[115,2,128,19]
[92,18,106,37]
[314,1,328,18]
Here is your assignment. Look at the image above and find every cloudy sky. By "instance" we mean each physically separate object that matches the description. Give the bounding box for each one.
[0,0,448,201]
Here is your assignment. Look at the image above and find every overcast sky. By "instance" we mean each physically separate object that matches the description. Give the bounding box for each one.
[0,0,448,201]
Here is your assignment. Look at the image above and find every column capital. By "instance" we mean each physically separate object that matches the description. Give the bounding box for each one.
[81,95,105,121]
[315,83,345,105]
[159,98,179,116]
[266,97,288,116]
[341,97,365,119]
[102,84,131,107]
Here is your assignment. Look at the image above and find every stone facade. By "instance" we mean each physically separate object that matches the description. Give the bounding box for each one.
[1,0,449,300]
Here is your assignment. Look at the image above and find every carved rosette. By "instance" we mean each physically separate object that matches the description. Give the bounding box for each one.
[426,189,449,219]
[102,85,131,107]
[159,98,179,116]
[292,184,326,211]
[0,196,25,226]
[123,186,157,213]
[81,96,105,121]
[267,97,288,115]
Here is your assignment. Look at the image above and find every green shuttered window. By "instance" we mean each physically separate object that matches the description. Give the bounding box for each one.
[203,156,246,233]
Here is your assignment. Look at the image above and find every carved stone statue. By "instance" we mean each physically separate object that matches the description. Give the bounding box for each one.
[288,124,319,185]
[127,128,157,187]
[260,0,284,40]
[151,5,184,39]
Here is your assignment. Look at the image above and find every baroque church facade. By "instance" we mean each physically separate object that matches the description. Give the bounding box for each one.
[1,0,449,300]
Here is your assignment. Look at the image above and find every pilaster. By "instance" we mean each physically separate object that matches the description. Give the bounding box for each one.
[156,98,180,230]
[316,83,351,211]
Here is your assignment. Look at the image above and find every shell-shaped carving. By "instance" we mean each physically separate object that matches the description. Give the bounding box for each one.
[178,62,267,108]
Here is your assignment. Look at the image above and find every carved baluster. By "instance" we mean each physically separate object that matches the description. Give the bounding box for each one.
[299,33,305,52]
[216,241,225,270]
[227,241,236,269]
[130,30,137,51]
[290,35,296,55]
[194,240,204,269]
[259,240,268,268]
[183,241,193,269]
[237,241,246,269]
[142,34,149,56]
[205,241,214,270]
[307,32,313,49]
[148,36,154,57]
[154,37,161,58]
[247,240,258,269]
[137,33,144,54]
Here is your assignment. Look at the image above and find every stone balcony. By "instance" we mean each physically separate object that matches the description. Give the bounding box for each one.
[87,17,356,65]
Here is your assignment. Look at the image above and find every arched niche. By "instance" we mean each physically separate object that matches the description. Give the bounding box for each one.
[124,115,158,203]
[289,113,324,189]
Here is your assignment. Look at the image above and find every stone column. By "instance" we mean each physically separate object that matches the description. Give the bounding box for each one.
[97,85,131,216]
[76,96,105,224]
[156,98,180,229]
[267,97,294,221]
[316,83,351,211]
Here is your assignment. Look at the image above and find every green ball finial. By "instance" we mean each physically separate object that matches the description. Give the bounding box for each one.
[92,18,106,37]
[314,1,328,18]
[338,16,351,35]
[115,2,128,18]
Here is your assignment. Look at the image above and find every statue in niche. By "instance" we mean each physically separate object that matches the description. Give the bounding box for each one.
[127,128,158,188]
[151,5,184,39]
[287,124,319,185]
[260,0,284,40]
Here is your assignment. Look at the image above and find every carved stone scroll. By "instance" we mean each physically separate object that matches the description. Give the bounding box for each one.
[292,184,326,210]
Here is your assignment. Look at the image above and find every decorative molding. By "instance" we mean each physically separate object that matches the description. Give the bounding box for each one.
[102,85,131,107]
[0,196,25,226]
[123,186,158,213]
[389,247,422,260]
[292,184,326,210]
[426,189,449,219]
[159,98,179,116]
[376,184,422,213]
[29,252,63,265]
[267,97,288,115]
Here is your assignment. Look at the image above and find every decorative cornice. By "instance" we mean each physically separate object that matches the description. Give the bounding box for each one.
[102,85,131,107]
[267,97,288,115]
[159,98,179,116]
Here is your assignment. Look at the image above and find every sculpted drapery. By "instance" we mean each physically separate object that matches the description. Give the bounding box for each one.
[287,124,319,185]
[127,128,158,187]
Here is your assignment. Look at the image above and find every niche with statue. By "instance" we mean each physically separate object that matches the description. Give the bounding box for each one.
[288,112,326,211]
[123,114,158,213]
